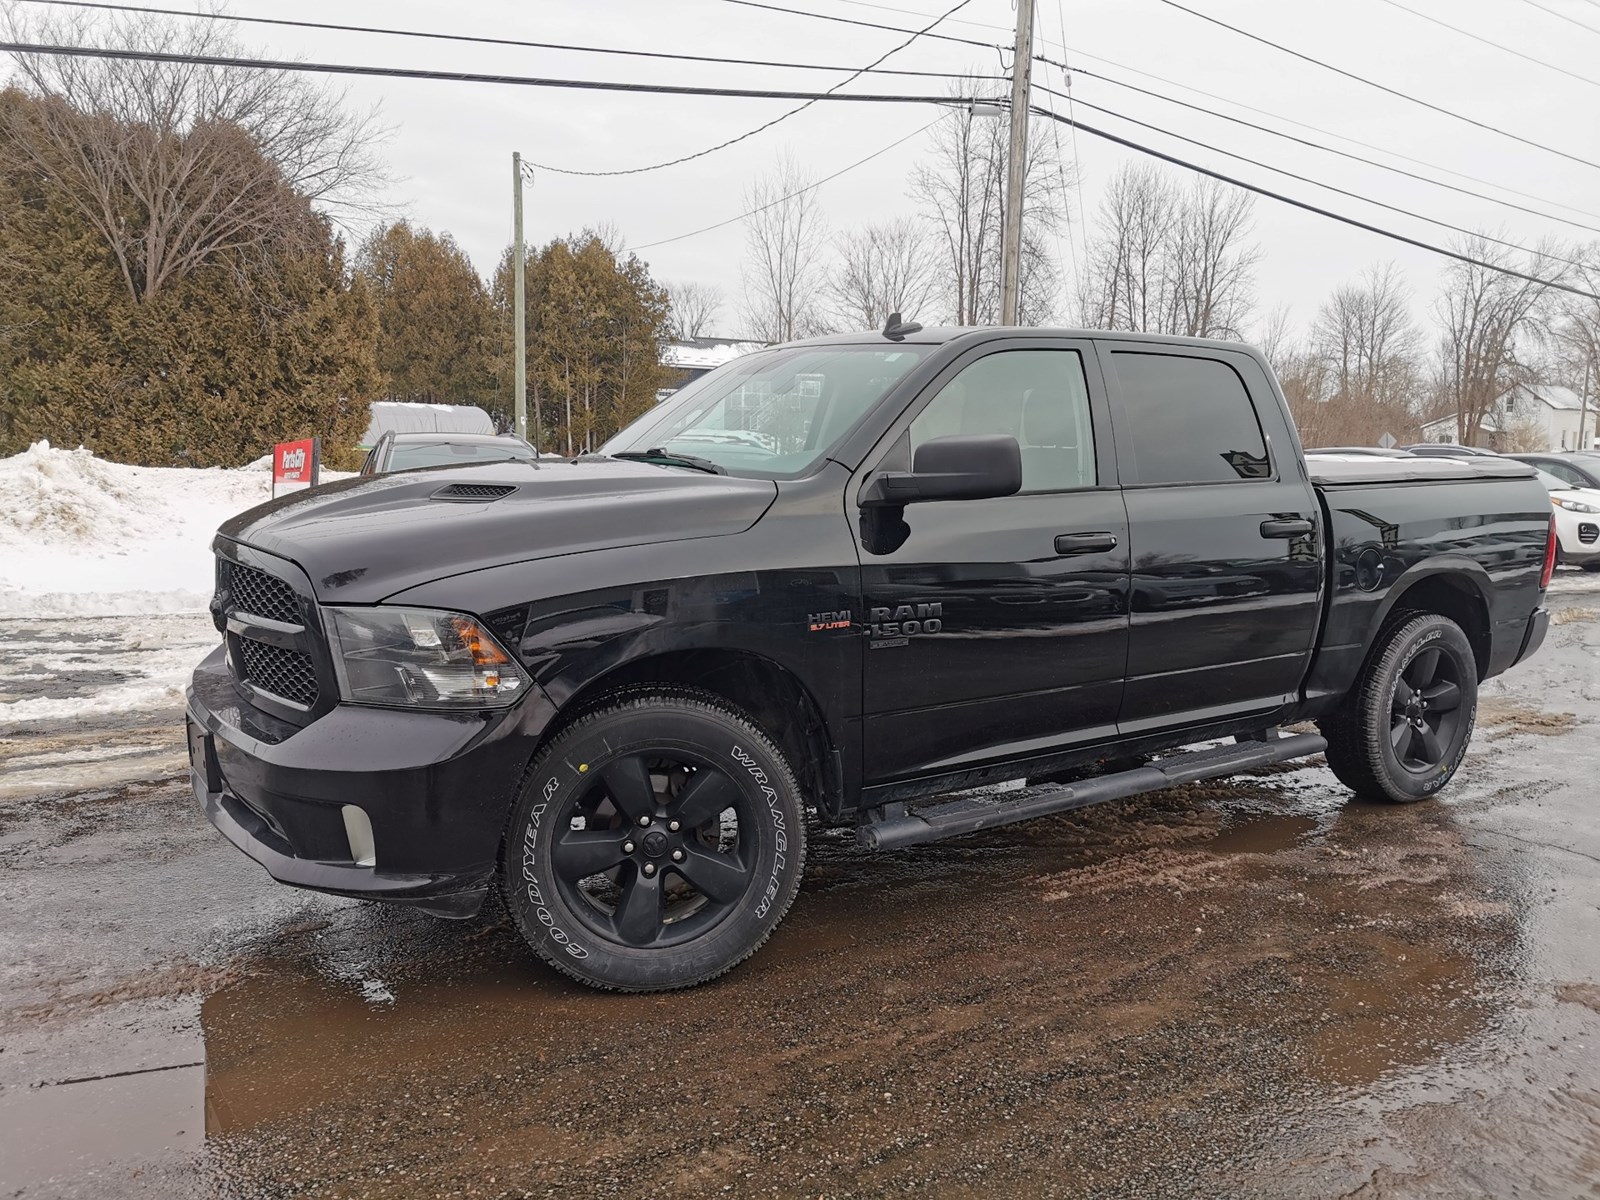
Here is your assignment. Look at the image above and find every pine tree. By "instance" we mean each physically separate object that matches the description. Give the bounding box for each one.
[492,232,671,453]
[357,222,497,408]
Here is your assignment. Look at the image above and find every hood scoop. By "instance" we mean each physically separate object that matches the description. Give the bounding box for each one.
[431,482,517,502]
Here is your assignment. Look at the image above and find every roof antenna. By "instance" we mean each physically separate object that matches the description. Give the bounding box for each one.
[883,311,923,341]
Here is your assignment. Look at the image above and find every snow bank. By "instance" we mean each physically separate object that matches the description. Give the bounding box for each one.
[0,441,295,619]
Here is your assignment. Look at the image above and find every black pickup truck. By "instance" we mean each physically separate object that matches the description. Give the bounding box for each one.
[188,325,1554,991]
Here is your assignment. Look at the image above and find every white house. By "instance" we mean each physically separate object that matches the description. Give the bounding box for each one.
[1418,383,1596,451]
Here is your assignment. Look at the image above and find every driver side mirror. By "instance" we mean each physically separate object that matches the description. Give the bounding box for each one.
[860,434,1023,507]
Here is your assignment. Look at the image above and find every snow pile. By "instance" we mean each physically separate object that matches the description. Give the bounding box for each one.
[0,441,281,619]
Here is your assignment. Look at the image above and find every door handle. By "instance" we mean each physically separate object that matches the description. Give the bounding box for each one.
[1054,531,1119,555]
[1260,517,1314,538]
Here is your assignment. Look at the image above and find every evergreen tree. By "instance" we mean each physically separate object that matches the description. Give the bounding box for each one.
[493,232,671,453]
[0,87,379,467]
[357,222,497,408]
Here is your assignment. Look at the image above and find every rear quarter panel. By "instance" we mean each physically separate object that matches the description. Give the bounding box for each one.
[1301,475,1549,711]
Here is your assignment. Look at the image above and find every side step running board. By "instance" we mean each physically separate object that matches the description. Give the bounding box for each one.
[857,733,1327,851]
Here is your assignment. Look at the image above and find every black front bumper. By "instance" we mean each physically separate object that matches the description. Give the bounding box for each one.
[186,645,555,918]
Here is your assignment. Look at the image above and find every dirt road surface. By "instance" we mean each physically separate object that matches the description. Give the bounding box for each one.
[3,583,1600,1198]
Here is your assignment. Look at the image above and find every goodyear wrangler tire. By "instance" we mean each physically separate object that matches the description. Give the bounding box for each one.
[1319,613,1478,804]
[500,689,807,992]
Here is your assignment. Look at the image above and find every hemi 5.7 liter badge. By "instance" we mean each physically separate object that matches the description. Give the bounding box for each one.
[808,610,853,632]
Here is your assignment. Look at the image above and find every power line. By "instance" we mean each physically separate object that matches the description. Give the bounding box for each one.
[716,0,1001,50]
[15,0,1004,81]
[633,114,948,249]
[707,0,1600,220]
[1153,0,1600,173]
[1519,0,1600,36]
[1037,44,1600,223]
[1048,0,1089,298]
[522,0,978,177]
[0,40,973,105]
[1057,64,1600,237]
[1030,104,1600,302]
[1375,0,1600,90]
[10,31,1592,300]
[1036,83,1589,270]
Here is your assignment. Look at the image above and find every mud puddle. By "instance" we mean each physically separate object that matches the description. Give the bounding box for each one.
[171,779,1535,1198]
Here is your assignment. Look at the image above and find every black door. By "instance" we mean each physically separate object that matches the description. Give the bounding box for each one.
[855,340,1131,784]
[1101,344,1323,733]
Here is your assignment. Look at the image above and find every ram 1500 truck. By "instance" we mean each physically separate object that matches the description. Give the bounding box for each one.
[187,325,1554,991]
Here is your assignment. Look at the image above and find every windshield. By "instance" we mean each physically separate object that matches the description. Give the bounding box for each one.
[1534,468,1571,492]
[601,344,931,478]
[389,441,535,471]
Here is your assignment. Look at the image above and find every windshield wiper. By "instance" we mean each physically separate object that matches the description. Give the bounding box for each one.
[610,449,727,475]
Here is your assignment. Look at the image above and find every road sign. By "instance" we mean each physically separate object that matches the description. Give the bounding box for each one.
[1377,432,1398,449]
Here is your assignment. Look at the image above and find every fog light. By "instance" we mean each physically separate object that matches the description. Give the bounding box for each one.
[341,804,376,867]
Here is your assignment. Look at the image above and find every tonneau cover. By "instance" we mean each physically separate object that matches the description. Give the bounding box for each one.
[1306,453,1537,486]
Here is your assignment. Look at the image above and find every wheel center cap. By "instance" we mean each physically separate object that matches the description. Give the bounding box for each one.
[641,830,670,858]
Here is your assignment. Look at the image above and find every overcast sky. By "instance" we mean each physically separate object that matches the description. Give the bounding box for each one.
[55,0,1600,341]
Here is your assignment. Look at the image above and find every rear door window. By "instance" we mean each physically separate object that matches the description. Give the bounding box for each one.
[1110,351,1270,485]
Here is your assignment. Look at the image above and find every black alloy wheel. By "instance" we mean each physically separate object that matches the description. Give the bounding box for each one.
[1388,644,1465,773]
[1320,611,1479,803]
[551,751,758,949]
[501,689,807,991]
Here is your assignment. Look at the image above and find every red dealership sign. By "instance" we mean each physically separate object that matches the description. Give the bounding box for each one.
[271,437,320,497]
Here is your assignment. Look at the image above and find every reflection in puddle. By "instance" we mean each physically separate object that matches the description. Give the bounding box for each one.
[1303,935,1485,1089]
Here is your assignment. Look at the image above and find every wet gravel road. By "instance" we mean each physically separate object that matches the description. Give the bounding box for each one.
[3,588,1600,1197]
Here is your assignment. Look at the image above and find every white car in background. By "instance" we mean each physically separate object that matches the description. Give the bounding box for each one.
[1534,467,1600,570]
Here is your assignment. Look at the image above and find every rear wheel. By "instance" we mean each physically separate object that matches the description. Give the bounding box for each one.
[500,689,807,991]
[1319,612,1478,803]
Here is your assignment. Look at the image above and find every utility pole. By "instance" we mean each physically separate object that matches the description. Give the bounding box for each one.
[512,151,528,443]
[1581,354,1593,451]
[999,0,1036,326]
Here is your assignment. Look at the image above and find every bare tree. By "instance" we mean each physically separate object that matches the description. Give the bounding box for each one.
[827,217,939,330]
[1169,178,1260,338]
[1079,162,1259,338]
[1549,246,1600,443]
[0,5,387,302]
[1435,235,1564,446]
[1077,162,1179,332]
[1305,262,1423,442]
[909,83,1069,326]
[1254,303,1296,369]
[666,281,724,340]
[739,152,830,341]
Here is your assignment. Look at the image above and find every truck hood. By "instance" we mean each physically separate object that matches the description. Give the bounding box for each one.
[216,458,779,603]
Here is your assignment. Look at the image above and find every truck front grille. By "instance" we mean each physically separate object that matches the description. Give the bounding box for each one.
[229,563,301,624]
[236,637,319,708]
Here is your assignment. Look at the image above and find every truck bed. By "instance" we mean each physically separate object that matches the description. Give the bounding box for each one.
[1306,453,1537,487]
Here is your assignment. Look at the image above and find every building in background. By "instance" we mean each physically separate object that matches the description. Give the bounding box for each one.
[658,337,766,400]
[1418,383,1595,452]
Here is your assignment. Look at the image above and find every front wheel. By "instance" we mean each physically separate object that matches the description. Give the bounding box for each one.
[500,689,807,991]
[1319,612,1478,803]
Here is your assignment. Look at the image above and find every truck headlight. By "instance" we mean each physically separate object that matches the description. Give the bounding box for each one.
[1553,496,1600,514]
[325,607,529,709]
